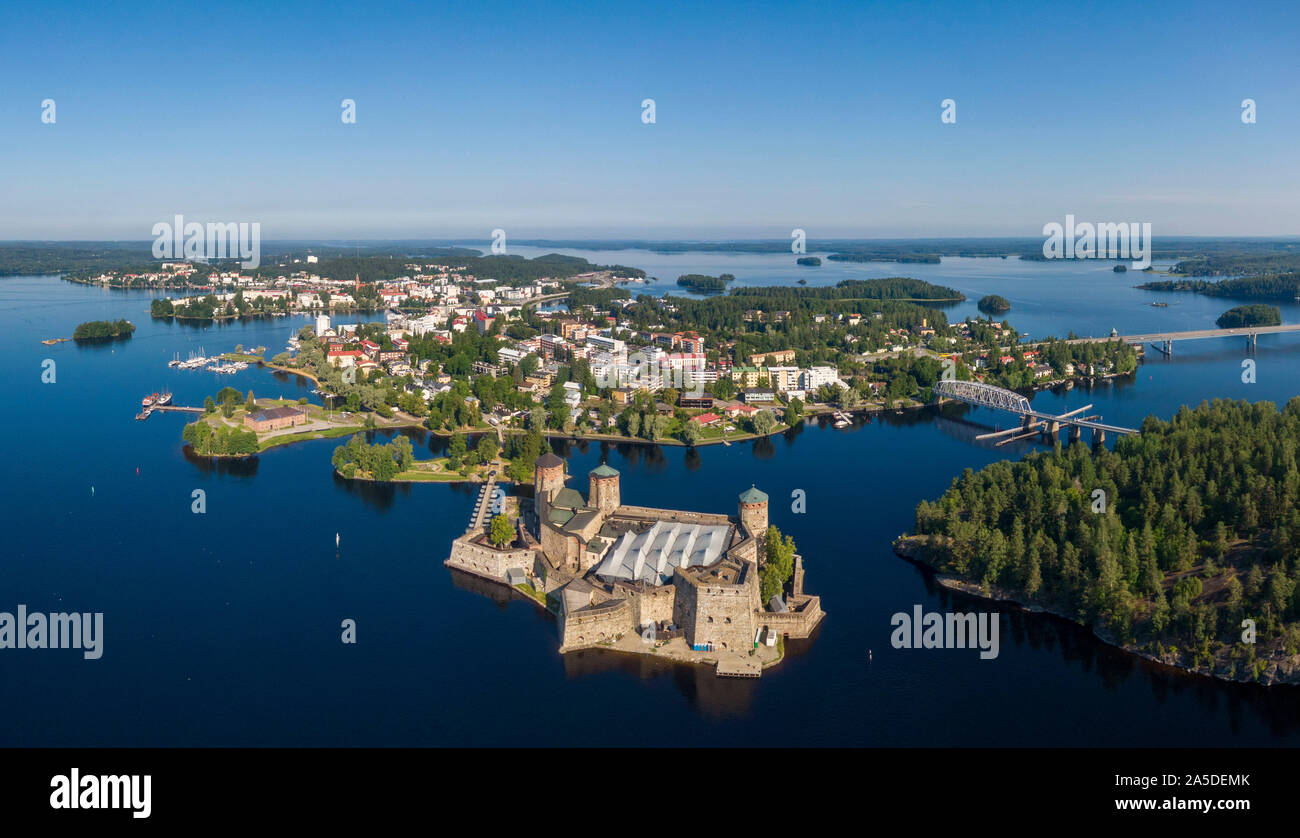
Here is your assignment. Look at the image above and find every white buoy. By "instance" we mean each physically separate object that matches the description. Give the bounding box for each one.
[335,533,340,547]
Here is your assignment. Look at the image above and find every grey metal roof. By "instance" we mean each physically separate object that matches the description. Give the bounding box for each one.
[594,520,731,586]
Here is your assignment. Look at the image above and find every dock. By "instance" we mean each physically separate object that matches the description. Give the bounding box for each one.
[715,655,763,678]
[134,405,204,420]
[149,405,204,414]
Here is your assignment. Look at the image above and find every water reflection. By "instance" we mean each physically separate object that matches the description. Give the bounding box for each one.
[561,648,759,718]
[182,446,260,476]
[907,560,1300,736]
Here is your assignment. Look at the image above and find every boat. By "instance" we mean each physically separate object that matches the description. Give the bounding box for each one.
[156,390,172,406]
[141,394,156,407]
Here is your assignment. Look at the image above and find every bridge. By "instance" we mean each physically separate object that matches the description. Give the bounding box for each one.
[933,379,1137,446]
[1061,323,1300,356]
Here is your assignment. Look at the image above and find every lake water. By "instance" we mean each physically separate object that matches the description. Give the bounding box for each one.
[4,261,1299,747]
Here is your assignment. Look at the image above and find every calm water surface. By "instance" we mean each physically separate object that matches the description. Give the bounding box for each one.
[4,263,1299,746]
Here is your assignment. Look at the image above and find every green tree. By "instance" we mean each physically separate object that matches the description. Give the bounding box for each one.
[489,514,514,547]
[761,525,797,602]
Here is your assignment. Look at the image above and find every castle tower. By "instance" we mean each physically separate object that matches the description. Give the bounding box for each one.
[534,452,567,524]
[589,463,621,515]
[738,485,769,545]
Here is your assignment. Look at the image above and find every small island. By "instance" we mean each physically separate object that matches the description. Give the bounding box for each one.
[676,273,735,293]
[1113,264,1127,273]
[1216,304,1281,329]
[796,256,821,266]
[446,458,824,678]
[72,319,135,342]
[178,386,415,457]
[977,294,1011,315]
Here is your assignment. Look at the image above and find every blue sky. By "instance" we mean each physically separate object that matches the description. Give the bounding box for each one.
[2,0,1298,240]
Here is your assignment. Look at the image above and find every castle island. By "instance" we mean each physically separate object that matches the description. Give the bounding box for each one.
[446,454,824,678]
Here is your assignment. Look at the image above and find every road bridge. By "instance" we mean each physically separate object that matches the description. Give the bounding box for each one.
[1060,323,1300,356]
[933,379,1137,446]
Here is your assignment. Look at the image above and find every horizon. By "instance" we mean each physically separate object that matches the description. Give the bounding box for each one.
[6,233,1300,247]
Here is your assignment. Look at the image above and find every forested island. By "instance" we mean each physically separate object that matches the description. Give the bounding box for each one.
[676,273,735,293]
[72,319,135,342]
[1216,305,1282,329]
[1138,274,1300,301]
[899,399,1300,685]
[796,256,821,266]
[977,294,1011,314]
[827,253,941,264]
[730,277,963,302]
[1170,252,1300,277]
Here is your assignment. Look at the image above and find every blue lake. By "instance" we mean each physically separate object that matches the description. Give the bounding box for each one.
[4,261,1300,746]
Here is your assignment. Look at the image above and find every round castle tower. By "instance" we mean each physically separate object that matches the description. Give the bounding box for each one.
[738,485,769,540]
[589,463,621,514]
[534,452,567,521]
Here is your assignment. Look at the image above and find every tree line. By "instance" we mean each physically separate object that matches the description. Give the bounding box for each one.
[912,398,1300,679]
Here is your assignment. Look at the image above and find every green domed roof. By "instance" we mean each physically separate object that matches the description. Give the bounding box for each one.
[739,486,768,504]
[590,463,620,478]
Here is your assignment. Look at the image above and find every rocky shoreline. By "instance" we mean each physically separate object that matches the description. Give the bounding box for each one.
[893,534,1300,687]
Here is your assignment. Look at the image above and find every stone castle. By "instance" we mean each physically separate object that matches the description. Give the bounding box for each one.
[446,452,824,676]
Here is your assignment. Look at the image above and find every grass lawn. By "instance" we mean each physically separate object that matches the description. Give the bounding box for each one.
[258,424,364,451]
[514,583,547,605]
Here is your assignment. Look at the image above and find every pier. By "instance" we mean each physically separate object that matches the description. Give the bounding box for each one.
[135,404,204,420]
[467,474,500,533]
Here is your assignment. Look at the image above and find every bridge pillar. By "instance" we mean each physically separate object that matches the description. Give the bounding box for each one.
[1247,333,1257,350]
[1069,424,1081,445]
[1046,420,1060,442]
[1094,428,1106,448]
[1163,339,1172,356]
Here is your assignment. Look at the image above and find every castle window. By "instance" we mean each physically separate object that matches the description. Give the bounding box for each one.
[725,617,732,624]
[708,616,713,623]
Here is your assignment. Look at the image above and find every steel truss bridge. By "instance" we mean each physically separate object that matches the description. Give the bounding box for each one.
[933,379,1137,445]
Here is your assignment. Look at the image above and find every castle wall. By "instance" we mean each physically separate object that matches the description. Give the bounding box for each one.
[758,596,824,639]
[729,535,759,565]
[615,505,733,527]
[631,584,676,628]
[673,568,758,652]
[559,598,631,651]
[446,538,539,581]
[540,523,579,570]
